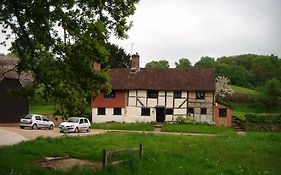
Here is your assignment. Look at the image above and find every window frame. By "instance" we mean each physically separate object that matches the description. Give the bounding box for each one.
[188,107,194,114]
[97,108,106,115]
[147,90,159,98]
[113,108,122,115]
[201,108,207,115]
[174,91,182,98]
[196,91,205,99]
[141,107,150,116]
[219,108,227,117]
[166,108,174,115]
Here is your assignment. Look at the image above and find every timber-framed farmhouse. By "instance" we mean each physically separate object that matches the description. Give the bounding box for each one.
[92,54,216,123]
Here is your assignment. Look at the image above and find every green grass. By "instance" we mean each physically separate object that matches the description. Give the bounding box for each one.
[29,102,55,114]
[1,132,281,175]
[230,85,258,95]
[92,122,155,131]
[161,124,236,135]
[230,102,281,121]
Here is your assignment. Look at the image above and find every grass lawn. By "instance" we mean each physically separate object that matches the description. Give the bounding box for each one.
[0,132,281,175]
[29,102,55,114]
[161,124,236,135]
[230,85,258,95]
[92,122,155,131]
[230,102,281,121]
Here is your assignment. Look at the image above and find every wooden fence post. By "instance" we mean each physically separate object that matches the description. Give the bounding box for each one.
[103,149,108,167]
[139,144,143,158]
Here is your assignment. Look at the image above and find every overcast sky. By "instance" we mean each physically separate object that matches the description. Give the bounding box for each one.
[110,0,281,67]
[1,0,280,67]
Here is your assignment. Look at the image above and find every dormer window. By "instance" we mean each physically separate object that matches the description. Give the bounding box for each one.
[104,91,116,98]
[196,91,205,99]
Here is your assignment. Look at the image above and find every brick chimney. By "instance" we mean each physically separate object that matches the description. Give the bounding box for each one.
[93,62,101,71]
[131,53,140,69]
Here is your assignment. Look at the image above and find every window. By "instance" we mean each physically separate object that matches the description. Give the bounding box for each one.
[141,108,150,116]
[113,108,122,115]
[79,119,84,124]
[174,91,182,98]
[201,108,207,114]
[104,91,116,98]
[219,108,227,117]
[42,116,48,121]
[147,90,158,98]
[97,108,106,115]
[188,107,194,114]
[166,108,174,115]
[196,91,205,99]
[84,119,89,123]
[35,116,41,120]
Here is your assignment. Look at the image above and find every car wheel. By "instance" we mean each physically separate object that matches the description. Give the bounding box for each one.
[60,130,64,133]
[74,127,79,133]
[86,127,91,132]
[32,124,38,130]
[20,126,25,129]
[49,125,54,130]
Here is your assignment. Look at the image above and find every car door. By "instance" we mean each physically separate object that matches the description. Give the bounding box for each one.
[35,115,44,128]
[78,118,85,131]
[41,116,49,128]
[84,119,90,128]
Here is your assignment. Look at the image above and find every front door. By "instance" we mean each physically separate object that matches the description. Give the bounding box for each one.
[156,107,165,123]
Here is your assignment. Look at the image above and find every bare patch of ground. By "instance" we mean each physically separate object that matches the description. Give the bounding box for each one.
[36,156,102,171]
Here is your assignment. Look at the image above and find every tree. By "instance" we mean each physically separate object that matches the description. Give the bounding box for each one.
[175,58,192,68]
[258,79,281,108]
[106,43,131,68]
[0,0,139,117]
[215,76,234,103]
[194,56,216,68]
[145,60,169,68]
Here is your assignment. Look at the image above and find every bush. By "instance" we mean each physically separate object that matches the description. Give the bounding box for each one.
[175,115,196,124]
[245,113,281,123]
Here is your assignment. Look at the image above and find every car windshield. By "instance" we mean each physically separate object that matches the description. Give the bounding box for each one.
[66,117,79,123]
[23,114,32,119]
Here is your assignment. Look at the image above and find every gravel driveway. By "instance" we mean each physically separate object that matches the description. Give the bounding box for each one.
[0,126,108,146]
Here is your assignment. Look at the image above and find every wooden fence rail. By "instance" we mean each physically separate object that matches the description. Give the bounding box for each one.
[103,144,144,167]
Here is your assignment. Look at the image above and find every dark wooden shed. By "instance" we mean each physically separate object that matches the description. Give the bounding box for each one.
[0,77,29,123]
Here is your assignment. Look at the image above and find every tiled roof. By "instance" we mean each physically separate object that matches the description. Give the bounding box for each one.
[109,68,215,91]
[0,55,33,86]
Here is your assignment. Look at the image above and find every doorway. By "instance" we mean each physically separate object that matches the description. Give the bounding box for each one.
[156,107,165,123]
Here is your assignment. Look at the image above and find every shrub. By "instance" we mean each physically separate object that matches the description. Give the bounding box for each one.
[175,115,196,124]
[245,113,281,123]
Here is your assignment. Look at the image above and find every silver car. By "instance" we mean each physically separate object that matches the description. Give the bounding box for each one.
[59,117,91,133]
[19,114,54,130]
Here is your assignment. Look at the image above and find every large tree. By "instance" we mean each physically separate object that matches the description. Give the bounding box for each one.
[145,60,169,68]
[106,43,131,68]
[0,0,139,117]
[175,58,192,68]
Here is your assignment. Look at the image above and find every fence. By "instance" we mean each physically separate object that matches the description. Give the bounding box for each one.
[103,144,144,167]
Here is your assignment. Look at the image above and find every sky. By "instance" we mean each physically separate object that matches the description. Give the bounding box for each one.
[1,0,280,67]
[110,0,281,67]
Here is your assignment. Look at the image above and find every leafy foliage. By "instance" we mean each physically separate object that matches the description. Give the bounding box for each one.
[257,79,281,108]
[145,59,169,68]
[215,76,234,103]
[245,113,281,123]
[175,58,192,68]
[0,0,139,117]
[105,43,131,68]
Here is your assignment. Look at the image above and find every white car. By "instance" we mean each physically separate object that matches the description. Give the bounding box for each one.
[19,114,54,130]
[59,117,91,133]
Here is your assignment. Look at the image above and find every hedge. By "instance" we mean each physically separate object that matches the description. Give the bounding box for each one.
[245,113,281,123]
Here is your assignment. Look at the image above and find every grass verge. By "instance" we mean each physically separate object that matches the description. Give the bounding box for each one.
[0,132,281,175]
[161,124,236,135]
[92,122,155,131]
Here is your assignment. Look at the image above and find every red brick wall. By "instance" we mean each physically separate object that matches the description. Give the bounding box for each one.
[214,103,232,127]
[92,91,126,108]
